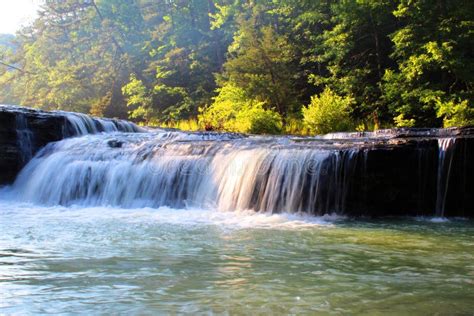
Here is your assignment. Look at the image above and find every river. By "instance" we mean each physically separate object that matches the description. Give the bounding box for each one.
[1,201,473,314]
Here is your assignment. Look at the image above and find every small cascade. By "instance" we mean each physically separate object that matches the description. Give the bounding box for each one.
[15,113,34,164]
[435,138,456,217]
[63,112,143,135]
[10,132,361,215]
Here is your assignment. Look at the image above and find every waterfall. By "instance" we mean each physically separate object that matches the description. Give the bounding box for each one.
[62,111,143,135]
[10,131,360,215]
[15,113,34,164]
[435,138,456,217]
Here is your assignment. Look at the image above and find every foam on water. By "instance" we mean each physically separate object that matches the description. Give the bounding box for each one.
[0,199,339,230]
[412,216,451,223]
[428,217,450,223]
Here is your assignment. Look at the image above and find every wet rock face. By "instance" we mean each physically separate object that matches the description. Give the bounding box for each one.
[0,111,19,185]
[0,107,67,185]
[439,138,474,217]
[343,140,440,217]
[0,105,142,185]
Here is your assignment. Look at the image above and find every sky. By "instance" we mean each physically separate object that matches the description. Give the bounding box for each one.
[0,0,41,34]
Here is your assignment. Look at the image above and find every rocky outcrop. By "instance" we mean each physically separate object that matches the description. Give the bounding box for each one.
[305,129,474,217]
[343,138,473,217]
[0,107,66,184]
[0,105,141,185]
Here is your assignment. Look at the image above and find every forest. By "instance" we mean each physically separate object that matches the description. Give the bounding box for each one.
[0,0,472,134]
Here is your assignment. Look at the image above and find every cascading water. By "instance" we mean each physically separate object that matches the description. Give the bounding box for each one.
[9,131,360,215]
[435,137,456,217]
[15,113,34,163]
[62,111,143,135]
[2,104,472,217]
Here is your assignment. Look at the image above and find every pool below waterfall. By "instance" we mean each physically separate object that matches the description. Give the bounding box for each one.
[1,202,473,314]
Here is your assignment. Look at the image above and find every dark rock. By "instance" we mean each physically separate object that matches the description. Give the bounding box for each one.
[107,140,123,148]
[0,105,143,185]
[0,106,68,185]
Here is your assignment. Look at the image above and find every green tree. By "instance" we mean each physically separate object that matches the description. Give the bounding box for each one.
[310,0,398,127]
[0,0,149,117]
[383,0,474,127]
[215,2,299,116]
[122,0,232,123]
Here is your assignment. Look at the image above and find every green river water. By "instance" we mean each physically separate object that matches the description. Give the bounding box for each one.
[1,202,473,315]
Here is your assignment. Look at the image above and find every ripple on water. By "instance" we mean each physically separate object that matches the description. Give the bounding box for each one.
[0,201,473,314]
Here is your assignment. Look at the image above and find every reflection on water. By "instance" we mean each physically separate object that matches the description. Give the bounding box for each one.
[0,202,473,314]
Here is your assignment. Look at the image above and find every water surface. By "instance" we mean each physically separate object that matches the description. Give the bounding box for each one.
[1,202,473,314]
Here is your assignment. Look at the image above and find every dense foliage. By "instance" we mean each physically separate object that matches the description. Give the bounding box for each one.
[0,0,472,134]
[302,88,354,134]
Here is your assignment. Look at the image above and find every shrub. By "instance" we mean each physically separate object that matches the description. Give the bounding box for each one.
[199,83,282,134]
[198,83,246,130]
[235,103,282,134]
[437,98,474,128]
[394,113,416,127]
[302,88,354,134]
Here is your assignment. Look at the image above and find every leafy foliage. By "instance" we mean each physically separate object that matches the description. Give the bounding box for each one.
[0,0,472,134]
[383,0,474,127]
[302,88,354,134]
[437,98,474,128]
[199,83,282,134]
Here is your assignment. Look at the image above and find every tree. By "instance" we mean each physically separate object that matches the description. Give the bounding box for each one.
[0,0,149,117]
[0,0,472,131]
[383,0,474,127]
[310,0,398,126]
[212,1,300,118]
[121,0,232,122]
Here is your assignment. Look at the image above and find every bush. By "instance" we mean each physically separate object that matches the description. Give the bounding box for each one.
[437,98,474,128]
[235,103,282,134]
[198,83,246,130]
[394,113,416,127]
[199,83,282,134]
[302,88,354,134]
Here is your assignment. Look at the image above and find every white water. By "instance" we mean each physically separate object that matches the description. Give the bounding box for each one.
[2,104,143,136]
[61,111,143,135]
[435,138,456,217]
[6,131,359,215]
[15,113,34,163]
[0,200,340,230]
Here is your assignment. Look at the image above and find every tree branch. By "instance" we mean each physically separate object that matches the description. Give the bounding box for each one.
[0,60,33,74]
[90,0,125,56]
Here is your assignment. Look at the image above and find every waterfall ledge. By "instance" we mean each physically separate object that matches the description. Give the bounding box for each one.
[0,105,142,184]
[1,105,473,217]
